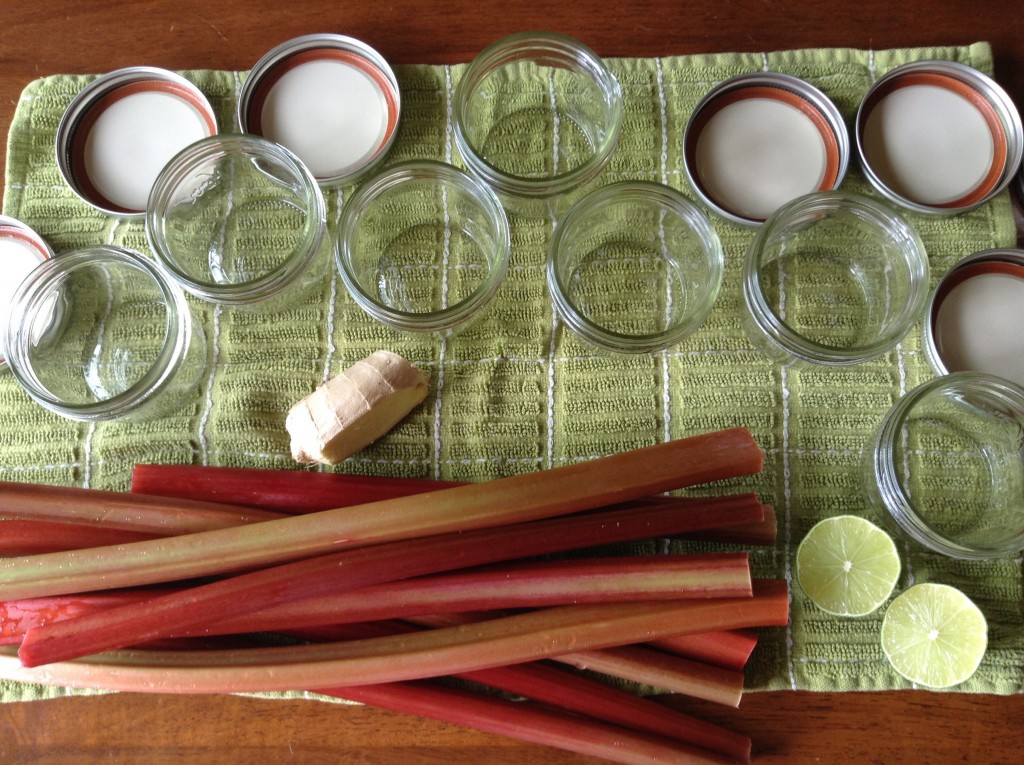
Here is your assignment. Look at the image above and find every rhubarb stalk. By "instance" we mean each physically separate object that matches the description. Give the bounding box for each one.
[18,495,764,667]
[0,428,763,600]
[191,553,752,637]
[131,463,460,513]
[556,645,744,707]
[412,613,745,707]
[2,582,790,694]
[328,680,739,765]
[651,630,759,671]
[0,481,285,533]
[130,464,777,547]
[0,520,159,555]
[284,622,753,762]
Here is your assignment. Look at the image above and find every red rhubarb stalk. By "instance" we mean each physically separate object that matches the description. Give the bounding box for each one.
[285,622,752,762]
[0,428,764,600]
[130,465,777,547]
[0,520,159,555]
[680,505,778,547]
[18,494,764,667]
[456,663,750,762]
[131,464,461,513]
[651,630,759,671]
[0,591,157,645]
[193,553,752,637]
[329,680,738,765]
[4,582,790,694]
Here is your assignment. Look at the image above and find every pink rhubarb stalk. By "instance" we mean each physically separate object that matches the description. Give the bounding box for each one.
[3,581,790,694]
[18,494,764,667]
[0,428,764,600]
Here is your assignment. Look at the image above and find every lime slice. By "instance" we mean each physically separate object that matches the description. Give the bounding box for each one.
[881,583,988,688]
[795,515,901,617]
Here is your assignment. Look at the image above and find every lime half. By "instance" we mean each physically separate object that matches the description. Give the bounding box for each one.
[881,583,988,689]
[796,515,901,617]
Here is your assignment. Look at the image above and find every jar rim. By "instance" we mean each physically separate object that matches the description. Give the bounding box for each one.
[452,32,623,199]
[4,245,194,421]
[547,180,724,354]
[870,371,1024,559]
[335,160,510,334]
[146,133,327,306]
[742,190,929,365]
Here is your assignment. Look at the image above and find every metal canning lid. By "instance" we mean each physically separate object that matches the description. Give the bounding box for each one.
[55,67,218,217]
[0,217,55,368]
[856,61,1024,215]
[683,72,849,227]
[925,248,1024,387]
[238,34,401,187]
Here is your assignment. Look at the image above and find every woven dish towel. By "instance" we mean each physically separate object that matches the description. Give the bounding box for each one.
[1,42,1021,703]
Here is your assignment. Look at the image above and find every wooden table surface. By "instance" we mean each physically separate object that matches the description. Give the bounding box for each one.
[2,1,1023,763]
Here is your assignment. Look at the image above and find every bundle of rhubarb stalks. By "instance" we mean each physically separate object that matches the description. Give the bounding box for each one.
[0,428,787,765]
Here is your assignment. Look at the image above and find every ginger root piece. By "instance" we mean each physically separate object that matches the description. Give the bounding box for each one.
[287,351,429,465]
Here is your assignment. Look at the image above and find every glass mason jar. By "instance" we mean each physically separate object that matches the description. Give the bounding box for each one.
[4,245,207,422]
[547,181,724,354]
[742,191,929,368]
[335,160,510,336]
[146,134,328,313]
[863,372,1024,559]
[453,32,623,215]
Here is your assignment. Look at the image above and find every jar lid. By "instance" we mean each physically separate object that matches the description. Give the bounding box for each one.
[856,61,1023,214]
[0,216,55,368]
[55,67,218,217]
[926,249,1024,387]
[683,72,849,226]
[238,34,400,186]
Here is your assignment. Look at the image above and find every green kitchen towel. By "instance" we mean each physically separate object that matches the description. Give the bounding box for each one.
[1,42,1022,703]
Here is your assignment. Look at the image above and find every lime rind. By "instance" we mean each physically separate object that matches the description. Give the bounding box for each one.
[881,583,988,689]
[795,515,901,617]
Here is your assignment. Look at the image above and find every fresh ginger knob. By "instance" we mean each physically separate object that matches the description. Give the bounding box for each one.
[286,350,429,465]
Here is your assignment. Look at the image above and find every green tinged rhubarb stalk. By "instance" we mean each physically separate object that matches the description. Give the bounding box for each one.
[0,481,284,533]
[556,645,744,707]
[18,495,763,667]
[0,428,763,600]
[411,613,745,707]
[1,582,790,695]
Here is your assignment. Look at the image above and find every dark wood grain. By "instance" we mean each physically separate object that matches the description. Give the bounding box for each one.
[2,1,1023,762]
